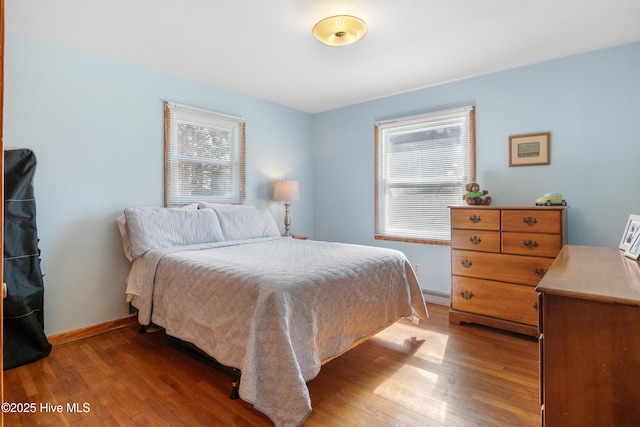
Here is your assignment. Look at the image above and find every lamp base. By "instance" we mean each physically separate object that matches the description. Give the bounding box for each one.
[283,201,292,237]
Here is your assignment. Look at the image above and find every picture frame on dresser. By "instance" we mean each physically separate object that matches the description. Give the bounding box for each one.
[618,214,640,251]
[624,231,640,260]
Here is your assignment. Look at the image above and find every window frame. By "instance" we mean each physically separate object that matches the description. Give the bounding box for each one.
[374,106,476,245]
[164,101,246,207]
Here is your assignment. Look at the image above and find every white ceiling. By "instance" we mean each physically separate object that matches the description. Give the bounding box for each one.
[7,0,640,113]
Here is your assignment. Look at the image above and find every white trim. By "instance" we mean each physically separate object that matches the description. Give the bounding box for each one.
[376,105,473,127]
[422,289,451,307]
[166,101,243,123]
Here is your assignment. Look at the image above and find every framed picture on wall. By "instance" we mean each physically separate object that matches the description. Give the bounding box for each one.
[619,214,640,251]
[509,132,550,166]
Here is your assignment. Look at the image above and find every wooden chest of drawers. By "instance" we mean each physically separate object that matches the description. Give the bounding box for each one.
[449,206,567,336]
[537,246,640,426]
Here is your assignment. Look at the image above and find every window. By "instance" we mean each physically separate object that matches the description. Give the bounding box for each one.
[375,106,475,244]
[164,101,245,206]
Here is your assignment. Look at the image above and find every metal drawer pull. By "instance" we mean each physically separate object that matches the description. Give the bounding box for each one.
[523,240,538,250]
[470,236,482,245]
[461,259,473,268]
[534,267,547,278]
[469,215,481,224]
[460,290,474,299]
[523,216,538,226]
[533,302,538,311]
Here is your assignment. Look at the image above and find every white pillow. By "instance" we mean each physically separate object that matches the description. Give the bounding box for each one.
[214,208,281,241]
[117,214,134,261]
[124,207,224,259]
[117,203,198,262]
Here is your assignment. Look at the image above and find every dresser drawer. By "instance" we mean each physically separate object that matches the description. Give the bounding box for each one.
[502,210,562,234]
[452,249,554,286]
[451,209,500,231]
[502,232,563,257]
[451,229,500,252]
[452,276,538,326]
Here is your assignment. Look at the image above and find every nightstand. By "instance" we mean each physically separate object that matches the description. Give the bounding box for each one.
[292,235,308,240]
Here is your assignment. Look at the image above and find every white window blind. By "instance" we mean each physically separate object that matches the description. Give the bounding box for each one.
[164,101,245,206]
[375,106,475,243]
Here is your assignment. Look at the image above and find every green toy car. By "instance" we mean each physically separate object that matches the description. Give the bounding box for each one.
[535,192,567,206]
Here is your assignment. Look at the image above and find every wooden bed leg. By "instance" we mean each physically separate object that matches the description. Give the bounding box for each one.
[139,325,147,334]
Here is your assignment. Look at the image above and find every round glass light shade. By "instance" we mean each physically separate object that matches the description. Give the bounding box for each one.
[312,15,367,46]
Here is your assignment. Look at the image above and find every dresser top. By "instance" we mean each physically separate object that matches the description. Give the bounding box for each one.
[449,205,567,210]
[536,245,640,306]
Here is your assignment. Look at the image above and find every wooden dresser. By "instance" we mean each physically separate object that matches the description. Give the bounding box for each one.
[536,245,640,426]
[449,206,567,337]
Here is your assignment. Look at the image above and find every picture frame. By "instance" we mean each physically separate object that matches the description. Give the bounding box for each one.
[620,214,640,251]
[509,132,550,166]
[624,231,640,260]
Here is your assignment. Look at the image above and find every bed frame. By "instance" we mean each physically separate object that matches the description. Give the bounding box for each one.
[139,319,396,402]
[139,325,241,399]
[168,336,242,400]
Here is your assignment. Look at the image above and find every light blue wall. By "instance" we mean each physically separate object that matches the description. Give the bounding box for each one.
[5,32,314,334]
[6,30,640,334]
[313,42,640,295]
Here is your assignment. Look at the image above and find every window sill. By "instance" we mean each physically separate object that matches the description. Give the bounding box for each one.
[374,235,451,246]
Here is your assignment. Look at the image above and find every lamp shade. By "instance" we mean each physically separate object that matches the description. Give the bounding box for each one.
[312,15,367,46]
[273,180,300,201]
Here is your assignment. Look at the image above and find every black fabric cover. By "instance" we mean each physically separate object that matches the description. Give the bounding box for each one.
[3,149,51,370]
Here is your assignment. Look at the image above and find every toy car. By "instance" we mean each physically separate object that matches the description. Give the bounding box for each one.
[535,192,567,206]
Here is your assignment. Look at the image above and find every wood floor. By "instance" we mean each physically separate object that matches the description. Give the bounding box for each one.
[4,304,540,426]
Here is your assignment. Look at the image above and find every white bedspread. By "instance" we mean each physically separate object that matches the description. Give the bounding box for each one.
[127,237,428,426]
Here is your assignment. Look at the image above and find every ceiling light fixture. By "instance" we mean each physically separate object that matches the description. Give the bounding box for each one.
[312,15,367,46]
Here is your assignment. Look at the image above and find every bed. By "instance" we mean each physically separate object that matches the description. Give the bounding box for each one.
[118,203,428,427]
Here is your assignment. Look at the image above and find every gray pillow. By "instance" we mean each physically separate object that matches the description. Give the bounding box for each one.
[214,208,281,241]
[124,207,224,259]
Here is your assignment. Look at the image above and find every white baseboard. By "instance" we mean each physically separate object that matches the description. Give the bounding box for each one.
[422,290,450,307]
